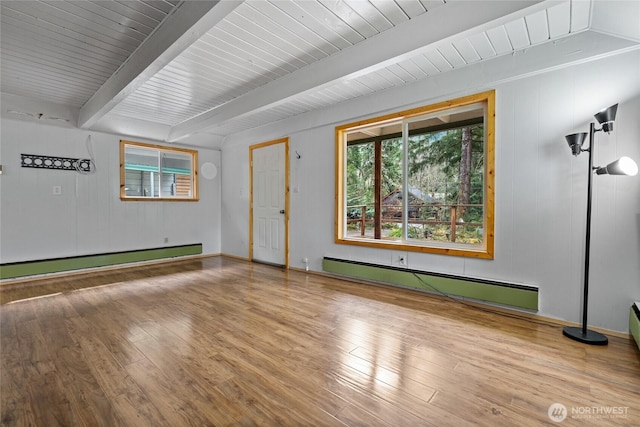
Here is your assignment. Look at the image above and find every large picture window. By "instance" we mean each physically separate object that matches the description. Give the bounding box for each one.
[120,140,198,201]
[336,91,494,258]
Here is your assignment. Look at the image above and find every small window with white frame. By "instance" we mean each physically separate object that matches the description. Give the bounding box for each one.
[120,140,198,201]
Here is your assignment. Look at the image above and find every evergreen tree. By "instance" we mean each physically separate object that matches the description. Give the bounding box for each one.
[409,125,484,222]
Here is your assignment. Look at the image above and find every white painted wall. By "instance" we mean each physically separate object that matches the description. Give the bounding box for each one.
[221,49,640,333]
[0,119,221,263]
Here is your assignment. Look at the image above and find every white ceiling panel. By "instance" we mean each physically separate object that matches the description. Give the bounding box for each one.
[394,58,431,80]
[318,0,380,38]
[571,0,592,32]
[408,54,442,76]
[375,67,412,87]
[370,0,411,25]
[591,0,640,42]
[224,4,323,66]
[291,80,369,108]
[290,0,366,45]
[525,9,551,44]
[486,25,514,54]
[385,63,419,83]
[395,0,428,18]
[453,38,482,63]
[420,0,447,13]
[343,0,394,33]
[505,18,531,49]
[547,1,572,38]
[192,34,288,81]
[0,18,127,77]
[0,34,113,80]
[467,32,497,59]
[2,0,638,145]
[438,44,467,68]
[352,71,398,93]
[268,1,346,51]
[5,1,144,49]
[285,96,326,113]
[0,0,179,108]
[423,49,454,73]
[208,106,299,136]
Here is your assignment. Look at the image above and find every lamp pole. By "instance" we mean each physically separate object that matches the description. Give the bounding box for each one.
[580,123,596,335]
[563,122,608,345]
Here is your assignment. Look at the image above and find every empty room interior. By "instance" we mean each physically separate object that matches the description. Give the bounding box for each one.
[1,0,640,425]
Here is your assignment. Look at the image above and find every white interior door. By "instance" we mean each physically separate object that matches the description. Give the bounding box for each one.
[252,142,286,266]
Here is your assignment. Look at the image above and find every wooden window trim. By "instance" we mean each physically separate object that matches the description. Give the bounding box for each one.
[335,90,495,259]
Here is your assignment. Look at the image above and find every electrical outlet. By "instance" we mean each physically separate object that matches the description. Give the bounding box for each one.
[164,237,169,243]
[391,251,408,267]
[52,186,62,195]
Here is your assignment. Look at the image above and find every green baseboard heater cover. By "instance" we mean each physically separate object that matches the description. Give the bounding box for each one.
[0,244,203,280]
[631,303,640,351]
[323,257,538,310]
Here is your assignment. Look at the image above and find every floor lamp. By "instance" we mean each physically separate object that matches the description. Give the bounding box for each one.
[563,104,638,345]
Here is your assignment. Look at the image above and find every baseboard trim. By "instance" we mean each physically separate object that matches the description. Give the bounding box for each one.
[221,253,251,262]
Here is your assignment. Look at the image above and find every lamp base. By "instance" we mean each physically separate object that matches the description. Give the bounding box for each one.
[563,326,608,345]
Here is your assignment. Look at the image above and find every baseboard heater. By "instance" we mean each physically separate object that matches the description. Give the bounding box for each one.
[322,257,538,310]
[0,243,203,280]
[631,302,640,351]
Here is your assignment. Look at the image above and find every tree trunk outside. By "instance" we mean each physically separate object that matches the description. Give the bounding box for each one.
[458,126,472,218]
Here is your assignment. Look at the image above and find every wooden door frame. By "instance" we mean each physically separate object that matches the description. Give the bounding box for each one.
[249,137,290,268]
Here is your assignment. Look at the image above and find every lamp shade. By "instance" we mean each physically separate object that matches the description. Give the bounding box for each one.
[595,156,638,176]
[565,132,587,156]
[594,104,618,134]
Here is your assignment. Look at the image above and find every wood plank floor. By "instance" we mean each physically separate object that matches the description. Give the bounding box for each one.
[1,257,639,426]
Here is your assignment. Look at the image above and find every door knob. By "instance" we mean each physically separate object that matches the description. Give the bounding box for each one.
[280,209,285,214]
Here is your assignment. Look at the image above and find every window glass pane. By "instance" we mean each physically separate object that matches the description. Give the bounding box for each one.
[124,170,143,197]
[345,118,403,240]
[124,146,158,197]
[125,146,158,171]
[406,104,485,247]
[174,174,192,197]
[346,143,374,238]
[161,152,192,198]
[381,138,403,241]
[161,152,192,175]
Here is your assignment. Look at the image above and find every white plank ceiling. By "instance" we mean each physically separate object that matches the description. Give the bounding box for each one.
[1,0,181,107]
[1,0,639,146]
